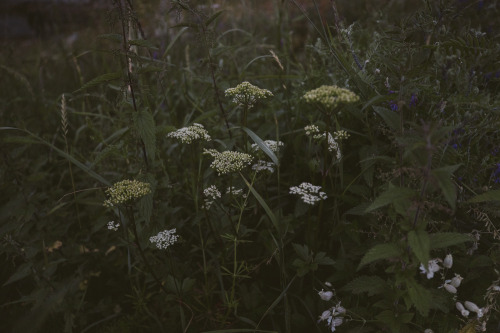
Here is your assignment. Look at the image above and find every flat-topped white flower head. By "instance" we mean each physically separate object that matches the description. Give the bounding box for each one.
[303,85,359,110]
[290,182,327,205]
[225,81,273,108]
[203,149,253,175]
[104,179,151,207]
[149,228,179,250]
[167,123,211,144]
[251,140,284,153]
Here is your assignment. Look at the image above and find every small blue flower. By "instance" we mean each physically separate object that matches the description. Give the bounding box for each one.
[409,93,418,107]
[389,101,398,111]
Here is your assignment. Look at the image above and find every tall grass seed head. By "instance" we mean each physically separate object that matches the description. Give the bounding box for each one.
[203,149,253,175]
[167,123,211,144]
[225,81,273,108]
[104,179,151,207]
[303,85,359,110]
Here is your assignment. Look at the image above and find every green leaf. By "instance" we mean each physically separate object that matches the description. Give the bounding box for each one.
[292,243,310,261]
[240,127,279,166]
[358,243,400,270]
[138,173,155,225]
[162,27,189,58]
[432,164,461,210]
[429,232,472,250]
[0,127,110,186]
[240,174,279,234]
[342,275,387,296]
[205,10,224,26]
[97,33,122,43]
[365,185,414,213]
[406,280,431,316]
[372,106,400,131]
[408,230,430,265]
[467,190,500,203]
[129,39,158,50]
[75,72,122,92]
[3,263,32,286]
[133,109,156,164]
[314,252,335,266]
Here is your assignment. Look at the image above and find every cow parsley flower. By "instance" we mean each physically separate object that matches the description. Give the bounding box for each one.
[290,182,327,205]
[203,149,253,175]
[167,123,211,144]
[305,124,320,136]
[252,160,275,173]
[104,179,151,207]
[251,140,284,153]
[333,130,350,141]
[107,221,120,231]
[225,81,273,108]
[202,185,221,210]
[226,187,247,198]
[303,85,359,110]
[149,229,179,250]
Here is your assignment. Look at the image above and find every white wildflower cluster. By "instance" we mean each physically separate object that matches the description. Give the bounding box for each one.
[456,301,485,319]
[290,182,327,205]
[149,228,179,250]
[251,140,284,153]
[419,258,442,280]
[225,81,273,108]
[167,123,211,144]
[303,85,359,110]
[104,179,151,207]
[226,187,247,198]
[318,302,346,332]
[203,149,253,175]
[202,185,221,210]
[252,160,275,173]
[304,124,320,136]
[107,221,120,231]
[333,130,350,141]
[327,133,342,160]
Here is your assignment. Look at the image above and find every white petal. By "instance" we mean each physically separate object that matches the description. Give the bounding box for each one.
[464,301,480,313]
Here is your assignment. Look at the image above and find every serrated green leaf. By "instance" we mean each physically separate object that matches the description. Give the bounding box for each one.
[163,27,189,58]
[365,185,414,213]
[342,275,387,296]
[133,109,156,164]
[429,232,472,249]
[76,72,122,93]
[432,164,461,210]
[314,252,335,266]
[408,230,430,265]
[358,243,400,270]
[292,243,310,261]
[406,280,431,316]
[240,127,279,166]
[467,190,500,203]
[372,106,400,130]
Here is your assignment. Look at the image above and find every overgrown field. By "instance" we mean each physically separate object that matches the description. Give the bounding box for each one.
[1,0,500,332]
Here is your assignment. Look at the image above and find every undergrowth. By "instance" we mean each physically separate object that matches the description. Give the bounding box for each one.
[1,0,500,332]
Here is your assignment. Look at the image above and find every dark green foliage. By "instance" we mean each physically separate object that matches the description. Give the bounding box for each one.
[1,0,500,332]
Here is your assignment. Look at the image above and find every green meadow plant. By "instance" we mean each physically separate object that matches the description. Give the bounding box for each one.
[1,0,500,332]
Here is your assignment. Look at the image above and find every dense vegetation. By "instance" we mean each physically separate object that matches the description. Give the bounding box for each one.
[1,0,500,332]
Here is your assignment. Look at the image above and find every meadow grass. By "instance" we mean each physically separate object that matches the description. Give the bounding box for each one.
[1,1,500,332]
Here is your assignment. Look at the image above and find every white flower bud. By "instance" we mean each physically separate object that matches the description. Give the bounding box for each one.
[318,309,331,321]
[444,283,457,294]
[464,301,480,313]
[456,302,470,317]
[424,329,434,333]
[450,274,463,288]
[318,290,334,301]
[325,281,332,287]
[443,254,453,269]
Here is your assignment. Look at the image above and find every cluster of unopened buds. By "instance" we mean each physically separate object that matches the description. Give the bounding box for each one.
[103,179,151,207]
[203,149,253,175]
[225,81,273,109]
[303,85,359,110]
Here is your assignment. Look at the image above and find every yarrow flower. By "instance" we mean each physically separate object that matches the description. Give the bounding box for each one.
[252,160,275,173]
[203,149,253,175]
[305,124,320,136]
[251,140,284,153]
[104,179,151,207]
[333,130,350,141]
[167,123,211,144]
[225,81,273,108]
[226,187,247,198]
[318,302,346,332]
[107,221,120,231]
[149,229,179,250]
[303,85,359,110]
[290,182,327,205]
[202,185,221,210]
